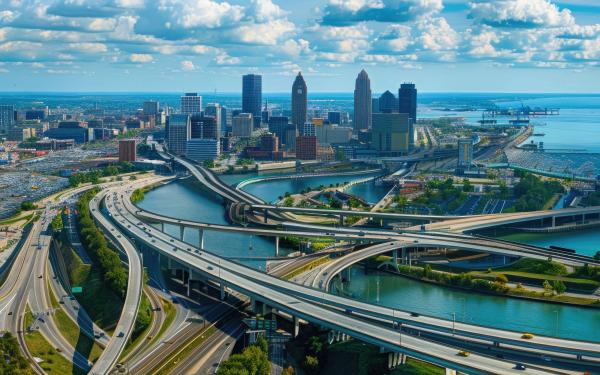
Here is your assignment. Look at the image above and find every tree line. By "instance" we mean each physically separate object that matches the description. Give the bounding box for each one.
[76,189,128,297]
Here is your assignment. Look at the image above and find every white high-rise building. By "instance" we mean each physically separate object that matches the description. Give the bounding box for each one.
[232,113,253,138]
[180,93,202,115]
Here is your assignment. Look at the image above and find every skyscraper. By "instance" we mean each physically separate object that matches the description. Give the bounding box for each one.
[191,115,219,140]
[268,116,289,145]
[0,105,15,134]
[242,74,262,129]
[180,93,202,115]
[379,90,398,113]
[353,69,372,131]
[143,101,159,116]
[372,113,410,155]
[291,72,307,131]
[166,114,190,155]
[204,103,222,134]
[398,83,417,148]
[118,139,137,162]
[327,111,341,125]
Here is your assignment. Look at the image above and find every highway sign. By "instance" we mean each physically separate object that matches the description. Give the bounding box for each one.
[71,286,83,294]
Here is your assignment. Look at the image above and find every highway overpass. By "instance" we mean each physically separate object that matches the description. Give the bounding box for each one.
[98,181,572,375]
[107,180,600,367]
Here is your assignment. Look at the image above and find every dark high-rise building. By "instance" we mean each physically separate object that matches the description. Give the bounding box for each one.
[372,98,380,114]
[166,114,190,155]
[0,104,15,134]
[25,108,48,120]
[191,115,219,140]
[296,135,317,160]
[398,83,417,148]
[204,103,222,134]
[353,69,372,131]
[268,116,288,145]
[379,90,398,113]
[119,139,137,162]
[242,74,262,129]
[327,111,341,125]
[143,100,160,116]
[291,72,307,131]
[372,113,410,154]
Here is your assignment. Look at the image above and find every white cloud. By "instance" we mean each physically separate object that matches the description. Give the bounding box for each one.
[129,53,153,62]
[180,59,195,70]
[469,0,575,28]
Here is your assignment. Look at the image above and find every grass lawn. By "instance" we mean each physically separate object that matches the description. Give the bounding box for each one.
[153,325,217,375]
[120,292,154,360]
[148,297,176,348]
[47,281,103,363]
[60,243,123,331]
[24,310,87,375]
[323,339,444,375]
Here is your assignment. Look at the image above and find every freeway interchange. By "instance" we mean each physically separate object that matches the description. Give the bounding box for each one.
[3,155,600,375]
[94,172,599,374]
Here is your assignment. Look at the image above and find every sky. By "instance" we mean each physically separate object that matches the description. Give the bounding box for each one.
[1,0,600,93]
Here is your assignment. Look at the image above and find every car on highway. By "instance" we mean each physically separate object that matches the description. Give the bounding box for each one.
[514,363,526,370]
[457,350,470,357]
[410,312,420,317]
[117,331,124,338]
[207,266,214,270]
[521,333,534,339]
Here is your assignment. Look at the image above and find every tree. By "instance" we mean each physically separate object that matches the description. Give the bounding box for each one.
[307,336,323,356]
[462,178,473,192]
[543,280,553,294]
[51,213,63,234]
[203,159,215,168]
[553,280,567,295]
[282,367,295,375]
[594,251,600,261]
[20,201,36,211]
[303,355,319,375]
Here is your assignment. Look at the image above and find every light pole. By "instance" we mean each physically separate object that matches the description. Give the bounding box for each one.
[452,312,456,336]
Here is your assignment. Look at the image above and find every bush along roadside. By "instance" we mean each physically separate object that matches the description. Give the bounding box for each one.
[76,188,128,297]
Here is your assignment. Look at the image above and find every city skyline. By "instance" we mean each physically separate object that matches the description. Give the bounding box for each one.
[0,0,599,93]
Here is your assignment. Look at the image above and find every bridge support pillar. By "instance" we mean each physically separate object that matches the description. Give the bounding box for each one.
[445,369,456,375]
[220,283,226,300]
[179,225,185,241]
[327,331,335,344]
[388,352,406,369]
[250,297,257,313]
[264,209,268,224]
[275,236,279,256]
[401,248,407,264]
[392,249,398,268]
[577,354,582,360]
[198,229,204,249]
[160,222,164,232]
[343,267,351,282]
[187,267,192,297]
[293,316,300,338]
[339,215,344,226]
[552,216,556,228]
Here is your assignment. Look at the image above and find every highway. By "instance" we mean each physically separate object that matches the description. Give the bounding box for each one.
[112,180,600,362]
[128,197,599,267]
[100,180,594,374]
[88,189,144,375]
[421,205,600,233]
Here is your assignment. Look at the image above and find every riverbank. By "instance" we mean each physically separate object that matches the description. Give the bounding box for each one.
[360,259,600,309]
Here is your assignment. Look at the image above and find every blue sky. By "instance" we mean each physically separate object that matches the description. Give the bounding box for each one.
[0,0,599,93]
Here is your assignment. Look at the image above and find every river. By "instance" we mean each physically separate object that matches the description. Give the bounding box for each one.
[138,175,600,343]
